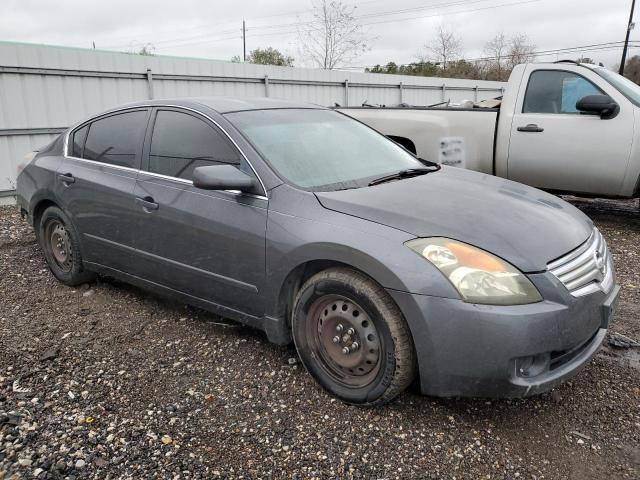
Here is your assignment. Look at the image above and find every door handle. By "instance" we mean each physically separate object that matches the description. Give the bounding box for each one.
[517,124,544,133]
[135,196,159,211]
[58,173,75,185]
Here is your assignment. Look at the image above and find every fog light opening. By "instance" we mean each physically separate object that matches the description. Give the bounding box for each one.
[516,353,550,378]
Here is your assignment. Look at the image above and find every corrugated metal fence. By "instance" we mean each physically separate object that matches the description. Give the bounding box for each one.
[0,41,506,198]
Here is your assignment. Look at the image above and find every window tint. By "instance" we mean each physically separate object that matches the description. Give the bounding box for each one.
[84,110,148,168]
[71,125,88,158]
[523,70,603,114]
[149,110,240,180]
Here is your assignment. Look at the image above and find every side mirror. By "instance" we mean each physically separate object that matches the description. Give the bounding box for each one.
[576,94,619,119]
[192,164,256,192]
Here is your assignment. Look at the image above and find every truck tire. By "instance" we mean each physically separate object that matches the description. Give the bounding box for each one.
[38,206,95,286]
[292,267,416,405]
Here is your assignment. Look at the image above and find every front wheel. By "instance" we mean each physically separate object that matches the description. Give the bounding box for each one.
[292,268,416,405]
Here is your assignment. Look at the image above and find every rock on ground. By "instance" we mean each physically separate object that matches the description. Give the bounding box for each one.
[0,202,639,479]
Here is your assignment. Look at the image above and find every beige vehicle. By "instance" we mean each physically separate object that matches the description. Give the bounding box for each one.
[340,61,640,199]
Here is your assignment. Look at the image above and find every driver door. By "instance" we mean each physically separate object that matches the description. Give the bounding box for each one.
[129,107,268,317]
[507,66,633,196]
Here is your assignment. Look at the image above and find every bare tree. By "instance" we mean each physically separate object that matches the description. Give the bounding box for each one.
[622,55,640,84]
[137,43,156,56]
[506,34,536,69]
[299,0,369,69]
[483,32,508,80]
[426,24,462,70]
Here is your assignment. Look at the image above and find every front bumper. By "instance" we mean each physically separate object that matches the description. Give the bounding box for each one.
[389,272,620,398]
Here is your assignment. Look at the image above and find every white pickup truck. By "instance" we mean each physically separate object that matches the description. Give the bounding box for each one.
[340,61,640,198]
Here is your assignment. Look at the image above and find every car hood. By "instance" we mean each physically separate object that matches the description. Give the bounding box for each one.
[315,167,593,272]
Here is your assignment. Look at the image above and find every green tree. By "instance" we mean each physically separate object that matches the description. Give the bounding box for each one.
[247,47,294,66]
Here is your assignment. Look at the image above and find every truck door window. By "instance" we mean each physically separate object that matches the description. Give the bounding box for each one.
[523,70,603,114]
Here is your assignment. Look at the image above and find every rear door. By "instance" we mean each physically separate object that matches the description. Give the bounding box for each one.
[57,109,150,273]
[130,107,268,317]
[507,66,633,196]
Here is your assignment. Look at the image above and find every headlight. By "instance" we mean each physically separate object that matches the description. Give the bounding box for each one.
[405,237,542,305]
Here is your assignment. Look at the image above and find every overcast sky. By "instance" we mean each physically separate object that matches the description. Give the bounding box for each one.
[2,0,637,70]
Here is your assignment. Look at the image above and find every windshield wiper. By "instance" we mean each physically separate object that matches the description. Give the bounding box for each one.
[368,166,439,186]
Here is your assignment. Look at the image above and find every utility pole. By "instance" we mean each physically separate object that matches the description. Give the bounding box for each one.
[620,0,636,75]
[242,19,247,62]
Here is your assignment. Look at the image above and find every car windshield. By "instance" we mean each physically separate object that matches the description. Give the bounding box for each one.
[225,108,425,191]
[594,66,640,106]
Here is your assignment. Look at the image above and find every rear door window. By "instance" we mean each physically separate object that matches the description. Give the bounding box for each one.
[523,70,603,114]
[148,110,241,181]
[83,110,148,168]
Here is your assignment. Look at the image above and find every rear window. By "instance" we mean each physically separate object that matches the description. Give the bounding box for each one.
[83,110,148,168]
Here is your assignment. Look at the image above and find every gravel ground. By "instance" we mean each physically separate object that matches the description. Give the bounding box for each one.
[0,201,639,479]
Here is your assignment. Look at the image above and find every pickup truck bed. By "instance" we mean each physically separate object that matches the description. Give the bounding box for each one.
[340,107,498,174]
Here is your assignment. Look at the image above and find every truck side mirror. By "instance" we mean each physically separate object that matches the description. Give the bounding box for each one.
[576,94,619,119]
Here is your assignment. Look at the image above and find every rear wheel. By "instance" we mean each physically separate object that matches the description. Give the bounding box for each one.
[292,267,416,405]
[38,206,95,286]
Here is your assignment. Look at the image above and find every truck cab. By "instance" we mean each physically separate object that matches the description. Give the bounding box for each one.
[497,62,639,198]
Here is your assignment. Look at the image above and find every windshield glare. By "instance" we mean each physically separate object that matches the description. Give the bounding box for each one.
[595,66,640,106]
[226,109,424,191]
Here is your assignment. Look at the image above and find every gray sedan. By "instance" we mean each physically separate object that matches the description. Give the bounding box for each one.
[16,97,620,405]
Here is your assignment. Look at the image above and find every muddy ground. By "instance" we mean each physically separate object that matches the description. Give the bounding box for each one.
[0,199,638,479]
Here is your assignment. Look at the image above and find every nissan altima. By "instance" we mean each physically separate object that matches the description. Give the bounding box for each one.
[16,97,619,405]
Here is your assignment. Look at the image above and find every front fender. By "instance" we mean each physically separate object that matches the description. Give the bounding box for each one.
[264,193,460,318]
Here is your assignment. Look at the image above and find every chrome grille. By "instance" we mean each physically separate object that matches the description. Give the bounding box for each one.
[547,228,613,297]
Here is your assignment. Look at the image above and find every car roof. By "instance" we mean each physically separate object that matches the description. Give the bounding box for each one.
[115,96,326,114]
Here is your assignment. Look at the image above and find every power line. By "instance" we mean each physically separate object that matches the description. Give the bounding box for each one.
[339,41,640,69]
[154,0,540,51]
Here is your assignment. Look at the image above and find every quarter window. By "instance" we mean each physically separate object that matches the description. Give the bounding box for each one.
[71,125,88,158]
[523,70,604,114]
[83,110,148,168]
[148,110,240,180]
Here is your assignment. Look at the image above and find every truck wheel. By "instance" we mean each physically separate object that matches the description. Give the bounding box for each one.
[38,206,95,286]
[292,267,416,405]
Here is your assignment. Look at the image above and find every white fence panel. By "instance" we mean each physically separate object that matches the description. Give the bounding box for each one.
[0,41,506,196]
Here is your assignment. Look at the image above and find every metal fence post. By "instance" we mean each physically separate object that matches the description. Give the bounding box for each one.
[146,69,154,100]
[441,84,446,102]
[399,82,403,104]
[474,86,478,103]
[344,79,349,106]
[264,75,270,97]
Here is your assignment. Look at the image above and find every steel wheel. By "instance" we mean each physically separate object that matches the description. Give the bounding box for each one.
[45,219,73,272]
[306,294,382,388]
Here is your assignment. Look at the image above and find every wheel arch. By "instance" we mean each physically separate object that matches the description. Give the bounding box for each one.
[387,135,417,154]
[30,196,60,239]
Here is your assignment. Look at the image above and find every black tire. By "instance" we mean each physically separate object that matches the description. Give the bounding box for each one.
[292,267,416,405]
[38,206,95,286]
